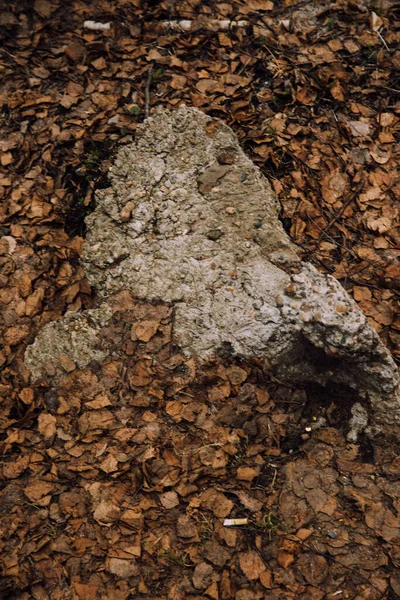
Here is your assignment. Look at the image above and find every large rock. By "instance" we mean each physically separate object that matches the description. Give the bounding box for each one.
[25,106,399,435]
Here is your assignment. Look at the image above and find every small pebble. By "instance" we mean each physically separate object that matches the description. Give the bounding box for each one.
[207,230,224,241]
[326,531,337,539]
[44,390,59,411]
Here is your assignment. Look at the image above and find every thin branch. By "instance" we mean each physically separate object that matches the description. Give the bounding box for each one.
[144,64,153,120]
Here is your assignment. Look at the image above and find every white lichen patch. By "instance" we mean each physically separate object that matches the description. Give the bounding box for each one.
[82,106,298,359]
[25,305,113,383]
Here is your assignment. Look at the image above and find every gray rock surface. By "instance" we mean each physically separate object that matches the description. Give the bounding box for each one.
[25,305,113,382]
[25,106,399,433]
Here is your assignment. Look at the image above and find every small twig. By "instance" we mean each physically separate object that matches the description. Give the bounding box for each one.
[144,64,153,120]
[377,30,390,51]
[316,181,364,244]
[380,85,400,93]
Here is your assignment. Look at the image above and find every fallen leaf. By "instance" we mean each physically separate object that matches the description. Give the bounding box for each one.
[226,366,248,385]
[348,120,370,137]
[239,550,266,580]
[160,491,179,509]
[132,319,160,342]
[193,561,215,590]
[365,215,392,233]
[93,500,120,525]
[38,413,57,439]
[25,482,54,503]
[177,514,197,538]
[237,466,259,481]
[370,146,390,164]
[106,558,139,578]
[99,454,118,473]
[199,489,233,517]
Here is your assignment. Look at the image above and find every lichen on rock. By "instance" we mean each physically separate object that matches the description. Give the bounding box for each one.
[25,305,113,383]
[25,106,399,434]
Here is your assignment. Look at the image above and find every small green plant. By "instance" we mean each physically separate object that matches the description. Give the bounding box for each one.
[159,550,193,567]
[197,513,214,543]
[129,105,140,115]
[250,511,283,540]
[262,512,280,532]
[152,67,165,81]
[231,436,250,465]
[84,148,100,171]
[326,17,335,29]
[272,94,280,108]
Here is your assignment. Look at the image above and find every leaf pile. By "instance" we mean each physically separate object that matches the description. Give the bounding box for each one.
[2,294,400,599]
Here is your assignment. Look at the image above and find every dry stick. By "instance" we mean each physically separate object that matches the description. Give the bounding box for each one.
[144,64,153,120]
[316,181,364,245]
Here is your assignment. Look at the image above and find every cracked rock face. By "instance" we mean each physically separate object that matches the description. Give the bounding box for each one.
[25,106,399,434]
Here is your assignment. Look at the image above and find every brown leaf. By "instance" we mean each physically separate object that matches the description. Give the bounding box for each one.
[240,0,273,10]
[160,491,179,509]
[234,490,263,512]
[170,75,187,90]
[330,81,346,102]
[93,500,120,524]
[120,509,143,529]
[296,86,317,105]
[177,514,198,538]
[365,214,392,233]
[192,561,215,590]
[19,388,34,405]
[344,39,359,53]
[348,120,370,137]
[3,455,30,479]
[85,394,112,409]
[106,557,139,578]
[4,325,29,346]
[25,481,54,503]
[64,42,85,62]
[277,550,295,568]
[203,539,230,567]
[25,288,44,317]
[260,570,273,588]
[226,366,248,385]
[296,554,327,586]
[73,583,101,600]
[131,319,160,342]
[38,413,57,439]
[196,79,224,94]
[199,447,228,469]
[199,489,234,517]
[34,0,58,18]
[370,146,390,164]
[91,57,107,70]
[239,550,266,580]
[58,354,76,373]
[237,466,259,481]
[99,454,118,473]
[306,488,337,515]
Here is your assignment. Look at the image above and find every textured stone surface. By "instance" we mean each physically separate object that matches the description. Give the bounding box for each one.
[25,106,399,432]
[25,305,113,382]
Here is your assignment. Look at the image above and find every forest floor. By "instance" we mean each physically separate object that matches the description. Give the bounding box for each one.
[0,0,400,598]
